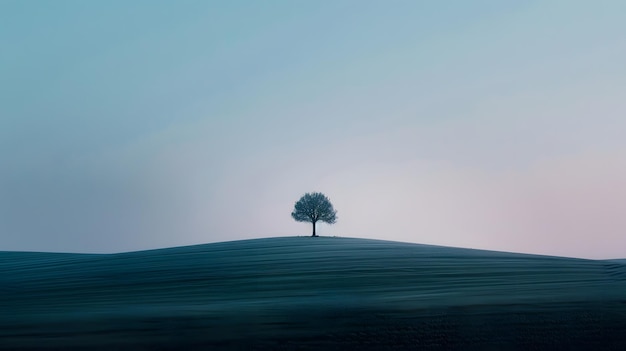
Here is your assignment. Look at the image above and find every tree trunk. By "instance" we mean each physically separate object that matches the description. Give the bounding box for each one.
[312,221,317,237]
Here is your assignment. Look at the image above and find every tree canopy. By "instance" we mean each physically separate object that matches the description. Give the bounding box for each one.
[291,192,337,237]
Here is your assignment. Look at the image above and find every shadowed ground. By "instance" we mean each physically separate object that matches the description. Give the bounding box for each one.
[2,237,626,350]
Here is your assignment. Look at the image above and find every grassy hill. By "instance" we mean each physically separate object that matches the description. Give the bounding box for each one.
[2,236,626,350]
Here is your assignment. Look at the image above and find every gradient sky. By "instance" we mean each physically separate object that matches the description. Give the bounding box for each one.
[1,0,625,259]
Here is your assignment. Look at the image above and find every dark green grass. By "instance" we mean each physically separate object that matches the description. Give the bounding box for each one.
[2,237,626,350]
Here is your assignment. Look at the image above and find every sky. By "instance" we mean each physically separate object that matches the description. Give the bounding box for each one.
[1,0,625,259]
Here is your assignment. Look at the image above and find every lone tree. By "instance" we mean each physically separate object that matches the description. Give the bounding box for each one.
[291,192,337,237]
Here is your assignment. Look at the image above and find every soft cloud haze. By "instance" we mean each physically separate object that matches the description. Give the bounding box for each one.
[1,1,625,258]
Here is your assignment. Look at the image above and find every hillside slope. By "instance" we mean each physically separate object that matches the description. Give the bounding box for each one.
[2,237,626,350]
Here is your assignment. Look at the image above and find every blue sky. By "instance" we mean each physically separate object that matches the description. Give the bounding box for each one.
[1,1,625,258]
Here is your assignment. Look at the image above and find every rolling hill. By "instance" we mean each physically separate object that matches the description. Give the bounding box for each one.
[2,236,626,350]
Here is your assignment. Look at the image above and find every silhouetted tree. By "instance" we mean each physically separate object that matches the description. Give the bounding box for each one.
[291,192,337,237]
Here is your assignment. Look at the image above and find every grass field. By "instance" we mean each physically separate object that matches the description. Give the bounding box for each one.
[2,236,626,350]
